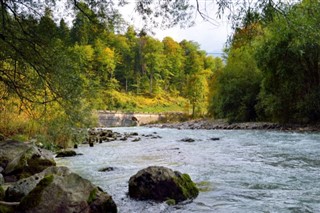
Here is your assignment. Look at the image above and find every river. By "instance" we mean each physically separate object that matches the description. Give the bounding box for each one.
[56,127,320,213]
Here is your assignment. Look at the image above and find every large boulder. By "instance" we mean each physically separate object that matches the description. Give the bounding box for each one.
[12,166,117,213]
[0,140,30,170]
[128,166,199,203]
[5,166,70,202]
[3,146,56,181]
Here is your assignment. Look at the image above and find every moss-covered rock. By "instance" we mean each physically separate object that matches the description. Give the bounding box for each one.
[0,140,29,170]
[19,174,54,210]
[128,166,199,204]
[172,173,199,200]
[16,166,117,213]
[5,166,70,202]
[3,146,56,180]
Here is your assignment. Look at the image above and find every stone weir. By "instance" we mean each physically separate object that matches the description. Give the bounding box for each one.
[98,111,165,127]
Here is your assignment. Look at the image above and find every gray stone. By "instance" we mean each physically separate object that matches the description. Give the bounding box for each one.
[5,166,70,202]
[0,140,30,169]
[3,146,56,180]
[16,166,117,213]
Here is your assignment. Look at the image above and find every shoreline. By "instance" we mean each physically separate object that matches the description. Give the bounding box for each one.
[146,119,320,132]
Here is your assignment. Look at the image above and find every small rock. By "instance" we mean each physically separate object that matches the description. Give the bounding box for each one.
[210,137,220,141]
[132,138,141,142]
[180,138,195,142]
[98,167,115,172]
[55,150,77,158]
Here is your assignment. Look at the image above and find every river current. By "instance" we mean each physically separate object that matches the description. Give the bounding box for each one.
[56,127,320,213]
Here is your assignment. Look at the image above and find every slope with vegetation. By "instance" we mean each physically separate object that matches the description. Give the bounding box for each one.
[1,0,319,149]
[0,2,222,148]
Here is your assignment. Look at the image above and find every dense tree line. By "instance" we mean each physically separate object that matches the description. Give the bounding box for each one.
[0,1,223,144]
[209,0,320,124]
[2,0,318,146]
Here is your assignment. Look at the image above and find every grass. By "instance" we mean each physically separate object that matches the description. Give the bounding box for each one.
[103,90,190,114]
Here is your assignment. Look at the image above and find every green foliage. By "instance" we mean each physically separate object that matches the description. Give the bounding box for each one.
[208,0,320,124]
[256,0,320,123]
[0,1,221,143]
[209,46,261,122]
[102,90,188,113]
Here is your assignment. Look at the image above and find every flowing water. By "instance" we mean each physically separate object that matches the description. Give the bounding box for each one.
[56,127,320,213]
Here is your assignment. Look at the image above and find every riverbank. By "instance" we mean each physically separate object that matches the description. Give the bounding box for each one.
[147,119,320,132]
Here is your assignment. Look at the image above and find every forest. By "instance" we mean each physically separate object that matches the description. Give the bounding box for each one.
[1,0,319,147]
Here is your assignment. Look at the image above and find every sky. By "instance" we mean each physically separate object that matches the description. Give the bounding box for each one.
[118,2,233,56]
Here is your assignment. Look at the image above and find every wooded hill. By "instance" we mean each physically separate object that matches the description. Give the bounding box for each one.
[1,0,320,148]
[0,2,222,146]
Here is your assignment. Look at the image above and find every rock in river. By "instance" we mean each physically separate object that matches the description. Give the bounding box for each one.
[55,150,77,158]
[128,166,199,203]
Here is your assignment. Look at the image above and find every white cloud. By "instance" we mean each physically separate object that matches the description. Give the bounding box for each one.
[154,19,231,54]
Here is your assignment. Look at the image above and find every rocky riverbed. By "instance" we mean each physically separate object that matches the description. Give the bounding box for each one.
[0,129,199,213]
[147,119,320,132]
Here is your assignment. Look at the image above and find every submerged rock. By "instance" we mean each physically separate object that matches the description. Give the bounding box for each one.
[128,166,199,203]
[131,137,141,142]
[180,138,195,142]
[98,167,115,172]
[210,137,220,141]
